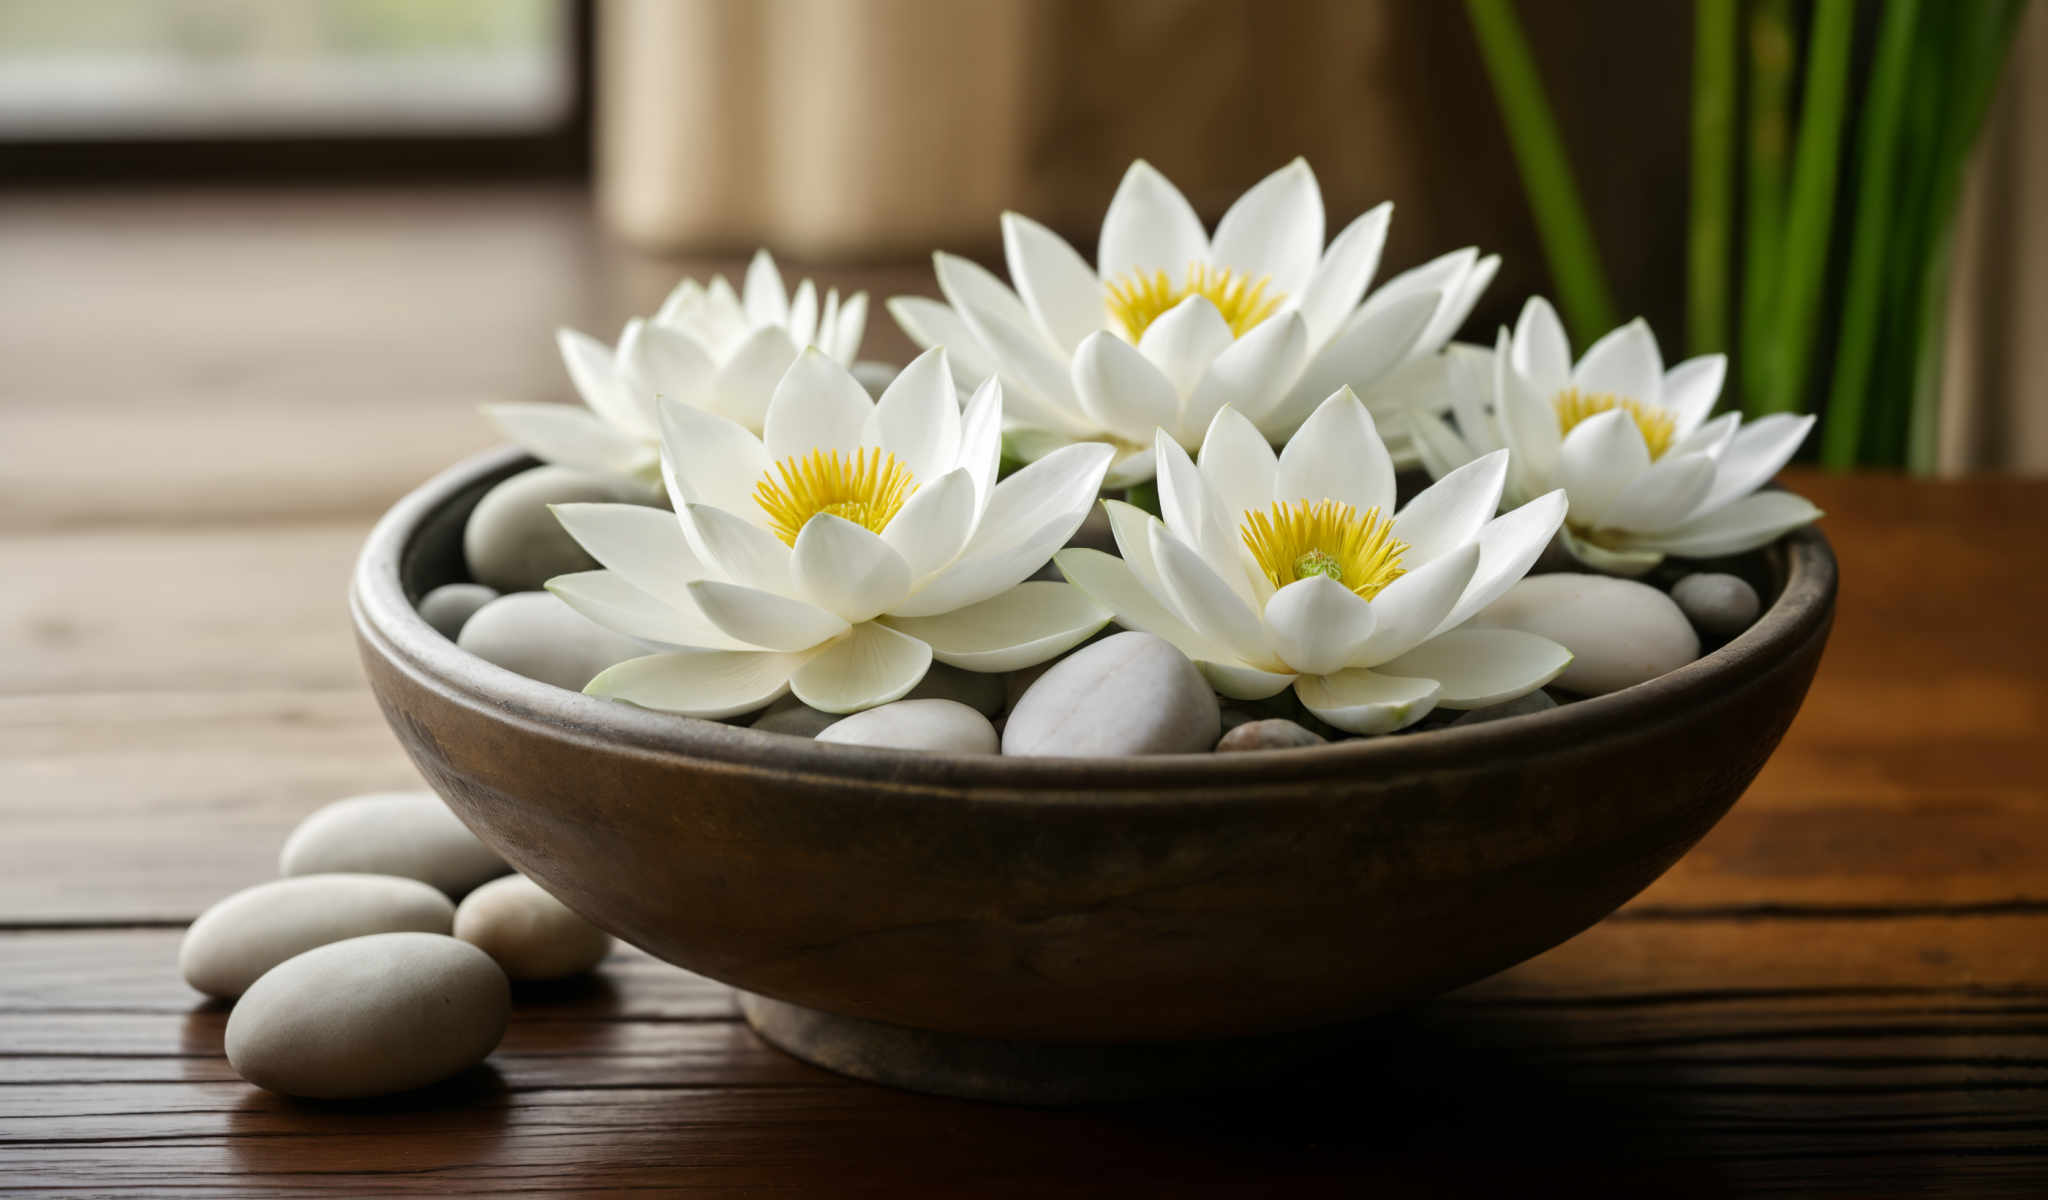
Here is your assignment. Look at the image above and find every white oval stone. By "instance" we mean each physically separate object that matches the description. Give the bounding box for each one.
[454,874,613,981]
[281,791,509,897]
[417,582,499,640]
[463,465,626,592]
[456,591,647,692]
[1472,573,1700,696]
[1671,572,1762,638]
[226,932,509,1099]
[180,874,454,999]
[818,699,999,754]
[1003,631,1221,756]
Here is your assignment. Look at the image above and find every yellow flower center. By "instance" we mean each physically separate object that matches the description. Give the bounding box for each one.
[1552,388,1677,459]
[1105,261,1283,342]
[1240,499,1408,600]
[754,447,917,547]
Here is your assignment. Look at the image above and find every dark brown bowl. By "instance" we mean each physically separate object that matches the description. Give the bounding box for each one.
[353,448,1835,1100]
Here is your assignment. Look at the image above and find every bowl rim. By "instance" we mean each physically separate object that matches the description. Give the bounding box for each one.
[352,446,1838,794]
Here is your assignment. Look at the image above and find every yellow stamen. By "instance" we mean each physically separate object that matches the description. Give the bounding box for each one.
[1240,499,1408,600]
[1553,388,1677,459]
[754,447,917,547]
[1105,260,1283,342]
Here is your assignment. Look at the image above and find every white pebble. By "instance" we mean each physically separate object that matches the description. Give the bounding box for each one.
[463,465,626,592]
[180,874,454,999]
[417,583,498,640]
[457,591,647,692]
[454,875,613,981]
[281,791,508,897]
[1003,632,1220,756]
[1670,572,1762,638]
[1472,573,1699,696]
[818,699,999,754]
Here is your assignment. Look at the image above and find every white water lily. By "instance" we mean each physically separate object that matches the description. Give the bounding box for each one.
[1408,297,1823,575]
[888,158,1498,487]
[484,249,869,489]
[545,347,1114,717]
[1057,389,1572,734]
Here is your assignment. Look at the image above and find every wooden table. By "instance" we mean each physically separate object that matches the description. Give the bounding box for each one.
[4,187,2045,1197]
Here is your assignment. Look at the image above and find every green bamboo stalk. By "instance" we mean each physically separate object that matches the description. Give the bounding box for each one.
[1737,0,1798,410]
[1903,228,1957,475]
[1463,0,1619,344]
[1749,0,1856,418]
[1817,0,1922,469]
[1687,0,1739,357]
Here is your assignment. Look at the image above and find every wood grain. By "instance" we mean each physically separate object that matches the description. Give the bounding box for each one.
[2,187,2045,1195]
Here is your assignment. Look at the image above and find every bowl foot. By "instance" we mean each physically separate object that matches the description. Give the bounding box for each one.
[739,992,1366,1105]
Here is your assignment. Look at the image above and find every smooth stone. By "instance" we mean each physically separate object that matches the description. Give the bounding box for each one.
[463,465,623,592]
[457,591,647,692]
[818,699,999,754]
[180,875,455,999]
[225,932,509,1099]
[417,582,498,640]
[1450,690,1560,726]
[1215,718,1326,752]
[281,791,509,897]
[904,662,1006,717]
[1472,573,1700,696]
[1002,632,1220,757]
[454,874,613,981]
[1671,572,1762,639]
[751,697,841,738]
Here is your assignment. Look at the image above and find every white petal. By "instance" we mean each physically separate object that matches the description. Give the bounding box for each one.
[1629,490,1823,557]
[1137,295,1235,398]
[1604,451,1717,533]
[1275,388,1396,515]
[1199,659,1299,701]
[891,443,1114,616]
[1355,248,1478,330]
[1556,408,1651,528]
[1406,406,1479,482]
[1671,410,1741,460]
[709,325,799,432]
[792,514,914,623]
[546,570,747,651]
[1558,526,1664,576]
[1294,669,1440,734]
[764,349,875,463]
[1512,296,1573,393]
[866,346,961,484]
[789,621,933,713]
[882,467,977,582]
[1154,432,1252,604]
[1295,202,1390,348]
[687,579,848,652]
[654,277,702,325]
[786,279,819,348]
[1391,448,1508,566]
[1208,157,1324,298]
[1101,446,1159,489]
[585,649,801,718]
[1002,211,1106,353]
[550,502,711,606]
[1150,522,1278,670]
[1196,405,1279,530]
[742,248,789,328]
[681,502,791,592]
[830,292,868,364]
[555,327,639,436]
[1662,354,1726,436]
[618,322,714,437]
[957,376,1005,512]
[1695,414,1816,516]
[935,252,1083,431]
[886,297,998,391]
[483,403,654,478]
[1263,291,1437,439]
[1352,541,1479,664]
[884,580,1108,673]
[658,396,771,517]
[1263,576,1377,676]
[1417,253,1500,353]
[1184,310,1308,433]
[1379,626,1572,708]
[1073,331,1180,442]
[1572,318,1663,405]
[1435,489,1569,633]
[1097,160,1208,281]
[1056,545,1231,663]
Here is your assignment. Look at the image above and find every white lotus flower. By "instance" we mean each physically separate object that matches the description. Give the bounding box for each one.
[484,250,869,489]
[888,159,1498,487]
[1409,297,1823,575]
[1057,389,1572,734]
[545,347,1114,717]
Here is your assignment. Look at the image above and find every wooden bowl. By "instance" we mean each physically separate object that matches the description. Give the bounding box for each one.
[353,448,1836,1102]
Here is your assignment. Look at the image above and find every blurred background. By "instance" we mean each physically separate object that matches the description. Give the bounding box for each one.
[1,0,2041,495]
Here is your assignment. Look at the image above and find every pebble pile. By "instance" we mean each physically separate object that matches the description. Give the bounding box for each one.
[182,789,614,1099]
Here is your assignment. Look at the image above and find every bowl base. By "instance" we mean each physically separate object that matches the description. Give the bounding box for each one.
[739,992,1370,1105]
